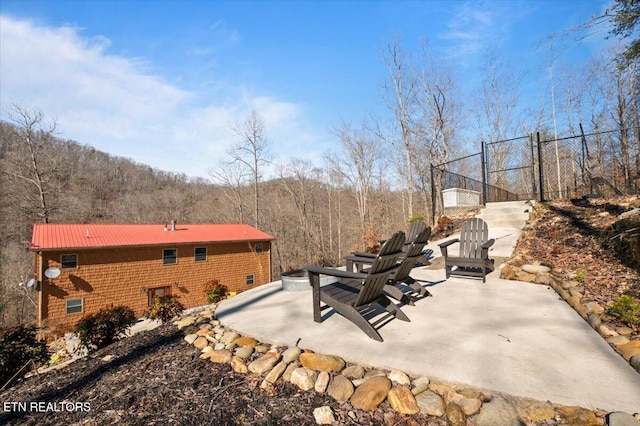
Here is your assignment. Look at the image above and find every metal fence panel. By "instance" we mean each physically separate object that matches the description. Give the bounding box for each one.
[539,127,639,200]
[429,125,639,222]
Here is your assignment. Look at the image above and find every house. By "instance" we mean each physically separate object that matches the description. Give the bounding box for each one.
[30,222,274,333]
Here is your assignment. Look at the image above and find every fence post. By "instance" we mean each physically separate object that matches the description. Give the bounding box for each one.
[579,123,592,194]
[529,134,537,201]
[537,132,544,202]
[430,164,437,225]
[481,141,487,205]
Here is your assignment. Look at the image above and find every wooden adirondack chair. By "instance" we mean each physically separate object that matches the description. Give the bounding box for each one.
[438,217,495,283]
[405,220,428,245]
[385,226,433,303]
[305,231,408,342]
[346,226,432,306]
[352,220,429,260]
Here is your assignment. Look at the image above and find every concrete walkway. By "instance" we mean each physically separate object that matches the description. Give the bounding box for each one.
[216,201,640,413]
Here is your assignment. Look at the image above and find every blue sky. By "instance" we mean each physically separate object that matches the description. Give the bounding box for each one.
[0,0,613,179]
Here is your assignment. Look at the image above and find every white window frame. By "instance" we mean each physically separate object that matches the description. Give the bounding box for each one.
[246,274,255,286]
[61,254,78,269]
[194,247,207,262]
[255,243,263,253]
[163,248,177,265]
[66,298,83,315]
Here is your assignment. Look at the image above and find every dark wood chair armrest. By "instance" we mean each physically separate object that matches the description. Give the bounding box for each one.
[305,265,367,280]
[344,255,376,273]
[438,238,459,257]
[438,238,460,248]
[350,251,377,259]
[345,255,375,264]
[481,239,496,258]
[481,239,495,249]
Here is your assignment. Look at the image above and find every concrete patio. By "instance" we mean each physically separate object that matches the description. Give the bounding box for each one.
[216,201,640,413]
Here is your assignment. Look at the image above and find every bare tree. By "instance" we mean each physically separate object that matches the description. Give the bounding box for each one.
[209,161,250,223]
[277,159,322,255]
[228,110,271,228]
[383,39,418,218]
[0,106,59,327]
[473,48,525,190]
[0,105,58,224]
[584,46,639,192]
[413,43,463,220]
[331,122,382,248]
[321,160,347,263]
[630,62,640,186]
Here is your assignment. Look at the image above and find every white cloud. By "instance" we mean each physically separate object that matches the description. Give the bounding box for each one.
[0,15,326,179]
[441,3,496,59]
[440,1,524,64]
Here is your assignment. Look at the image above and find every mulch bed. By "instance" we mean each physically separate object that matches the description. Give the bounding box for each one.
[0,324,440,426]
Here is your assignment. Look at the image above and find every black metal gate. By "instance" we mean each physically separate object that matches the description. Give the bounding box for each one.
[482,134,536,202]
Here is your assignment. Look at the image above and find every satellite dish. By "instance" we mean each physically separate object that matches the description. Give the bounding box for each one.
[44,267,61,279]
[26,278,36,288]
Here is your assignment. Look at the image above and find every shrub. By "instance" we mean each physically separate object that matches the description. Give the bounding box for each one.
[573,270,587,283]
[608,295,640,327]
[409,215,425,224]
[146,295,184,323]
[75,305,136,352]
[0,324,49,387]
[362,225,381,254]
[550,245,563,255]
[437,216,453,231]
[205,279,229,304]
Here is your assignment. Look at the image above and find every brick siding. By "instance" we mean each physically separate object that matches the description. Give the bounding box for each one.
[36,241,271,333]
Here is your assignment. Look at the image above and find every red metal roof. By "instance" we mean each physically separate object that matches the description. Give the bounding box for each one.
[31,223,275,251]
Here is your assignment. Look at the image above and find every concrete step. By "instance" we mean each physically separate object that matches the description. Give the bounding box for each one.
[483,201,531,208]
[476,213,529,226]
[481,206,532,214]
[478,210,530,218]
[482,221,528,230]
[476,203,530,234]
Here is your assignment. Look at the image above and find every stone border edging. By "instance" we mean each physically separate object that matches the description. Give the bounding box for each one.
[176,305,640,426]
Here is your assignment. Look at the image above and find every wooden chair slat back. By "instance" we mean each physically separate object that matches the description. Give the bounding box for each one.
[458,218,489,258]
[368,231,405,274]
[356,231,404,306]
[394,227,431,282]
[405,220,427,244]
[404,226,431,257]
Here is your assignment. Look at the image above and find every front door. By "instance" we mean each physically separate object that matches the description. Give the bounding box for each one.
[148,286,170,307]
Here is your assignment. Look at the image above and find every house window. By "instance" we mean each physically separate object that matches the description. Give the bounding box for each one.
[61,254,78,269]
[255,243,263,253]
[246,274,255,286]
[163,249,177,265]
[66,298,83,315]
[148,286,170,307]
[194,247,207,262]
